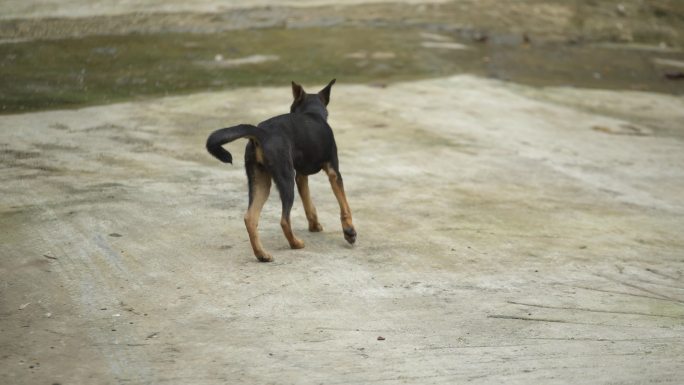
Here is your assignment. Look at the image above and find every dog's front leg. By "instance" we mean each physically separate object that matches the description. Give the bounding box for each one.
[323,163,356,244]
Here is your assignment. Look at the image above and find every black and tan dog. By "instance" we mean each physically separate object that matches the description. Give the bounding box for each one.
[206,79,356,262]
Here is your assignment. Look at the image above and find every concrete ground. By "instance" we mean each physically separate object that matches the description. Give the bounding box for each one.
[2,75,683,384]
[2,0,684,383]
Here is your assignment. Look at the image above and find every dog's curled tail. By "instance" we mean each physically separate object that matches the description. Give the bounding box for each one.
[206,124,261,164]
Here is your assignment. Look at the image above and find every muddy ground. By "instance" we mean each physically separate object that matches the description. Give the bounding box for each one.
[1,1,684,385]
[2,0,684,113]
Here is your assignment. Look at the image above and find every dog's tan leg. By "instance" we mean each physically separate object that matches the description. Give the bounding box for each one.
[280,216,305,249]
[296,174,323,232]
[322,163,356,244]
[272,167,305,250]
[244,167,272,262]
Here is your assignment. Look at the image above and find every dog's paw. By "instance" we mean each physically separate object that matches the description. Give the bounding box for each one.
[255,252,273,262]
[290,238,305,249]
[309,222,323,232]
[343,227,357,245]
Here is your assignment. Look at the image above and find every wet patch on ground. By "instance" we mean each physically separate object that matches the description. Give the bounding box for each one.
[3,0,684,115]
[1,25,683,114]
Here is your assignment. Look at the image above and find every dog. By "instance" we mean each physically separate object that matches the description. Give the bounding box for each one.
[206,79,356,262]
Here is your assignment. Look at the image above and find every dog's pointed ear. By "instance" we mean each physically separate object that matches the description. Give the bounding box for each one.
[292,81,305,101]
[318,78,336,106]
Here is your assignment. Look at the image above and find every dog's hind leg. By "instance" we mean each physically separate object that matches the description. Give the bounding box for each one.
[273,165,305,250]
[244,162,273,262]
[322,161,357,245]
[296,173,323,232]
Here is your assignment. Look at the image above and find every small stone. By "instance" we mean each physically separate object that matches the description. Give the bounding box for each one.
[377,336,386,341]
[665,71,684,80]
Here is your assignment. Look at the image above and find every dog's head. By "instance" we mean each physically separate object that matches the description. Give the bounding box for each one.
[290,79,336,120]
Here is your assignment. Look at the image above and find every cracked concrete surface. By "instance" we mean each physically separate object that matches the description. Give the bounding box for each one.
[1,76,683,384]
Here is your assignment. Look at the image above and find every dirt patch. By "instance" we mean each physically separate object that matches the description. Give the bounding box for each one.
[2,1,683,46]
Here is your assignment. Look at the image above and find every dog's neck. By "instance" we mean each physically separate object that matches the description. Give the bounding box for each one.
[291,93,329,121]
[297,104,328,121]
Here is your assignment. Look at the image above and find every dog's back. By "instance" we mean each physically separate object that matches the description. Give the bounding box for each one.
[255,112,336,175]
